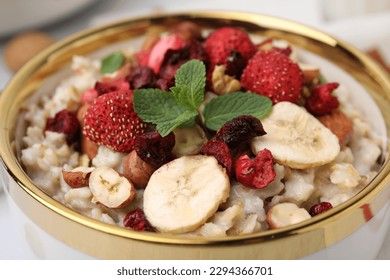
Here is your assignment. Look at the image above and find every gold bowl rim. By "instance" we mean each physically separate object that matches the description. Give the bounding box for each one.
[1,11,390,258]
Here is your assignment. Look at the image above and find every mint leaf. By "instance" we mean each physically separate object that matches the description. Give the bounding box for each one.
[133,89,197,137]
[100,51,124,74]
[170,59,206,110]
[203,92,273,131]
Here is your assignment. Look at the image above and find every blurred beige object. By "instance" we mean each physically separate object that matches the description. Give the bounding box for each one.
[323,0,390,21]
[0,0,99,37]
[4,31,55,72]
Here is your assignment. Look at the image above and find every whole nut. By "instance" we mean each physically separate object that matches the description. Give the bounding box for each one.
[4,30,55,72]
[82,135,99,160]
[123,150,156,189]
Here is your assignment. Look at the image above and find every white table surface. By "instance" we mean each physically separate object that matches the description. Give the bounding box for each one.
[0,0,389,259]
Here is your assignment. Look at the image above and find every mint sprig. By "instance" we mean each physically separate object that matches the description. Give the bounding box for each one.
[133,59,273,136]
[203,92,273,131]
[100,51,124,74]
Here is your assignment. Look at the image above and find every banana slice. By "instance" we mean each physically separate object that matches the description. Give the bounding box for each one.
[89,166,136,208]
[172,125,207,157]
[143,155,230,233]
[251,102,340,169]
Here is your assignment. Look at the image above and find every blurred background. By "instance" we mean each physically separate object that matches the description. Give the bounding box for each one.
[0,0,390,259]
[0,0,390,90]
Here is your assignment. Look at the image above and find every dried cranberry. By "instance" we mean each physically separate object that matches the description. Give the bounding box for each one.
[216,115,266,148]
[123,208,153,231]
[235,149,276,189]
[200,138,232,175]
[309,202,333,216]
[134,131,176,168]
[126,66,157,89]
[305,82,340,116]
[94,80,130,95]
[45,109,80,144]
[225,50,246,78]
[159,39,208,82]
[155,78,174,91]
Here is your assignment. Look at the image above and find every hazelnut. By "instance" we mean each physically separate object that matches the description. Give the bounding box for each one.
[122,150,156,189]
[4,30,55,72]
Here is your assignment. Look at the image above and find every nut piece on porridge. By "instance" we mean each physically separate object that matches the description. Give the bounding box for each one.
[122,150,156,189]
[266,202,311,229]
[89,166,136,209]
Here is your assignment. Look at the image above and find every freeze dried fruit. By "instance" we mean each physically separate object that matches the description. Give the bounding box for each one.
[309,202,333,216]
[241,49,304,104]
[200,138,233,175]
[235,149,276,189]
[134,131,176,168]
[123,208,154,231]
[216,115,266,148]
[45,109,80,144]
[305,82,340,116]
[83,92,147,152]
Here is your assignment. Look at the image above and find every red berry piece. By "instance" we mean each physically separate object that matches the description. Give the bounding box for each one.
[94,80,130,96]
[305,82,340,116]
[216,115,266,148]
[126,66,157,89]
[45,109,80,144]
[309,202,333,216]
[134,131,176,168]
[204,27,257,71]
[134,50,150,66]
[235,149,276,189]
[200,138,232,175]
[159,39,208,82]
[225,50,247,78]
[123,208,154,231]
[241,49,304,104]
[83,92,147,152]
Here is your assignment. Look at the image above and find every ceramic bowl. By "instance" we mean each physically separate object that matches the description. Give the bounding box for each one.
[1,12,390,259]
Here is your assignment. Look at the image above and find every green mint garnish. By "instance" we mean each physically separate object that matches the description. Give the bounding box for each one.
[170,59,206,110]
[133,59,273,136]
[100,51,124,74]
[203,92,273,131]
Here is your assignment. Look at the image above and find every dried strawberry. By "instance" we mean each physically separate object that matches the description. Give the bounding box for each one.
[241,49,304,104]
[123,208,154,231]
[204,27,257,73]
[309,202,333,216]
[126,66,157,89]
[148,34,185,74]
[83,92,147,152]
[200,138,232,175]
[94,80,130,96]
[134,131,176,168]
[305,82,339,116]
[45,109,80,144]
[235,149,275,189]
[216,115,266,148]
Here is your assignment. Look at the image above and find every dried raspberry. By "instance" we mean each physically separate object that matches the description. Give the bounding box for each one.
[126,66,157,89]
[45,109,80,144]
[155,78,174,91]
[241,49,304,104]
[159,39,208,82]
[235,149,276,189]
[309,202,333,216]
[216,115,266,148]
[200,138,232,175]
[134,131,176,168]
[123,208,154,231]
[94,80,130,96]
[305,82,340,116]
[83,92,146,152]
